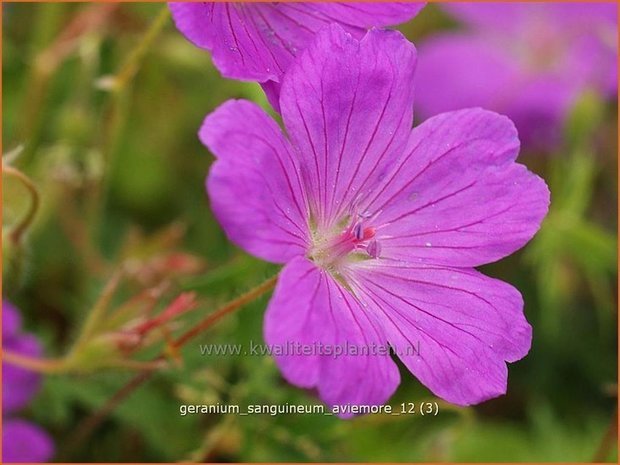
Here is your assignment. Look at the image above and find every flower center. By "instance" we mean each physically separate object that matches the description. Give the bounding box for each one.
[309,212,382,269]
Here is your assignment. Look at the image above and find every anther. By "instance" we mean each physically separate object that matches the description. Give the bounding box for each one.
[367,239,381,258]
[353,221,364,240]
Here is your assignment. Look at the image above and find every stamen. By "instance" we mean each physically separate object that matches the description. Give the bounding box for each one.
[353,221,364,240]
[367,239,381,259]
[310,209,382,267]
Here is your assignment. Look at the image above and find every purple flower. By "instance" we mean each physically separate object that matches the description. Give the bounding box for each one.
[3,301,41,413]
[200,25,549,414]
[169,2,424,109]
[414,2,618,151]
[2,419,54,463]
[3,300,54,462]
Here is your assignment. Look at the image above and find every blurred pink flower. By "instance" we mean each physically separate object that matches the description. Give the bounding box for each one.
[415,2,618,151]
[3,300,54,462]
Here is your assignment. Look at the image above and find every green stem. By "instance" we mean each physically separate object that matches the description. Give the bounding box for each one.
[58,370,153,460]
[4,272,278,378]
[106,5,170,93]
[89,5,170,249]
[172,274,279,349]
[3,350,68,374]
[58,273,279,459]
[66,271,123,358]
[3,165,40,244]
[20,4,117,165]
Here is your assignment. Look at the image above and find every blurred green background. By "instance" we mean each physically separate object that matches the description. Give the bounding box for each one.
[2,3,618,462]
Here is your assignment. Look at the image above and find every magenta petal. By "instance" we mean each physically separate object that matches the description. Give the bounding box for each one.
[350,262,532,405]
[169,3,216,50]
[365,108,550,267]
[562,22,618,97]
[260,80,282,113]
[2,418,54,463]
[414,33,518,118]
[312,3,426,27]
[3,300,22,340]
[264,257,400,415]
[202,100,309,263]
[414,32,612,150]
[422,3,618,151]
[3,334,42,414]
[280,24,416,227]
[171,3,284,81]
[441,3,529,32]
[170,3,424,87]
[444,2,617,31]
[504,77,576,150]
